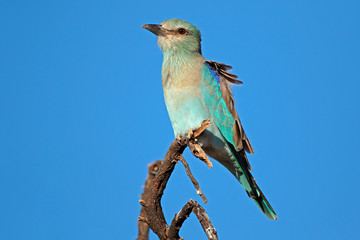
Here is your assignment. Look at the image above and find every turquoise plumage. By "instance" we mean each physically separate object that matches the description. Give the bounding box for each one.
[142,19,277,220]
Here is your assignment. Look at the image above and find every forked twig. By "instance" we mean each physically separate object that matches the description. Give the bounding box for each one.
[168,200,218,240]
[137,119,217,240]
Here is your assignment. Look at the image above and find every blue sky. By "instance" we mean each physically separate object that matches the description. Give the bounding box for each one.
[1,0,359,239]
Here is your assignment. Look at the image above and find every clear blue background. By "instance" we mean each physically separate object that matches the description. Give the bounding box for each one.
[1,0,359,239]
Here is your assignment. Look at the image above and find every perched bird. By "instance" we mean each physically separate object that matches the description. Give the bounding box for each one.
[142,19,277,220]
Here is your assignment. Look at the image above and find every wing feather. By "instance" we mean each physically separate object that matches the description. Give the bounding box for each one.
[205,60,254,154]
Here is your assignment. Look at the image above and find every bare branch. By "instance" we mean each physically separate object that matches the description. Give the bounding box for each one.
[137,119,217,240]
[191,201,218,240]
[141,140,187,240]
[179,155,207,204]
[193,119,211,138]
[137,160,162,240]
[188,141,213,168]
[187,119,213,168]
[168,200,218,240]
[168,201,194,239]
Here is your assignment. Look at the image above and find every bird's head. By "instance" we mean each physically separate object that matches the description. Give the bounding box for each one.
[142,19,202,54]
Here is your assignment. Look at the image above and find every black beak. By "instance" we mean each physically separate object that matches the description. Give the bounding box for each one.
[142,24,165,36]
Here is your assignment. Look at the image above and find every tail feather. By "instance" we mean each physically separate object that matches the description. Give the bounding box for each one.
[229,145,278,220]
[200,128,277,219]
[252,181,278,220]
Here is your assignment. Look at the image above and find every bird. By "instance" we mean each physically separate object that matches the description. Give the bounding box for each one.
[142,19,277,220]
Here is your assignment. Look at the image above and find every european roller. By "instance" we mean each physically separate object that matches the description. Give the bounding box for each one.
[142,19,277,220]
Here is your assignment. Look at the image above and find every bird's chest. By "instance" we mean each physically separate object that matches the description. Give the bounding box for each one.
[162,75,210,136]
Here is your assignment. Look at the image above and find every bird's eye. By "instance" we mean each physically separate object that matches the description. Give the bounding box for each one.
[177,28,186,35]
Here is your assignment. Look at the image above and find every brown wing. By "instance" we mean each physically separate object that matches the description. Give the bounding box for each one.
[206,60,254,155]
